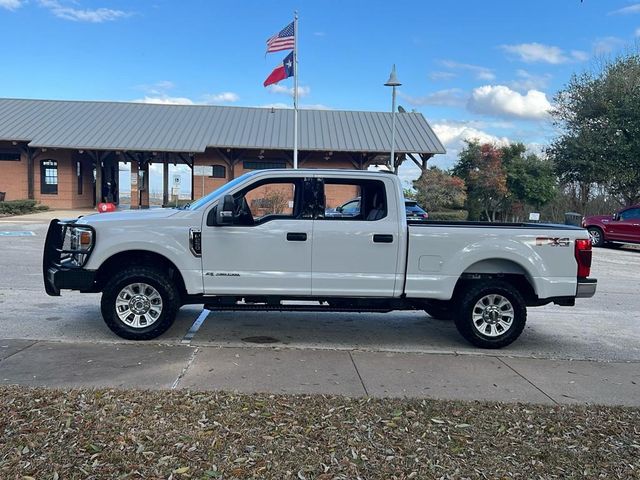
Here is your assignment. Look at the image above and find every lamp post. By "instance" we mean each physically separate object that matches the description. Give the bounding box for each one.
[384,64,401,173]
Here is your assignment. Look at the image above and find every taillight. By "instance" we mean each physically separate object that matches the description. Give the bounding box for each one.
[422,213,429,219]
[575,238,592,278]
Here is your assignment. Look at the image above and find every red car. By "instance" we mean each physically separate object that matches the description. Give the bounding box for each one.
[582,205,640,247]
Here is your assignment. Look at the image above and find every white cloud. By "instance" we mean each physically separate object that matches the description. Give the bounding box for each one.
[428,71,457,81]
[38,0,130,22]
[609,3,640,15]
[313,31,325,37]
[433,122,510,149]
[467,85,551,120]
[399,89,466,108]
[508,69,552,92]
[571,50,589,62]
[440,60,495,80]
[0,0,23,10]
[501,42,587,64]
[203,92,239,103]
[134,96,195,105]
[267,84,310,97]
[636,27,640,37]
[593,36,626,55]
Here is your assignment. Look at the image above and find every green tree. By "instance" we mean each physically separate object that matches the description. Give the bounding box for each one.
[502,144,557,211]
[454,141,557,221]
[412,167,466,212]
[549,53,640,208]
[453,141,508,221]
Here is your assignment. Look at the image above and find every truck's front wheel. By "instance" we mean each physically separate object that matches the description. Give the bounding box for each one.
[101,266,180,340]
[454,281,526,349]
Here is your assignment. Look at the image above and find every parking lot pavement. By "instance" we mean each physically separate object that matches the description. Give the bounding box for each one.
[1,215,640,360]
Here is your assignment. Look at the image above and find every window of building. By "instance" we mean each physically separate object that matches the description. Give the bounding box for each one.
[210,165,226,178]
[40,160,58,195]
[76,161,83,195]
[0,150,20,161]
[243,160,287,170]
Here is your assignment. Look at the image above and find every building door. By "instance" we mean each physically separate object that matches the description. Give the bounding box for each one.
[201,177,314,295]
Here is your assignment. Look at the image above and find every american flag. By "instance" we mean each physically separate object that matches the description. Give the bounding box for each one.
[266,22,295,53]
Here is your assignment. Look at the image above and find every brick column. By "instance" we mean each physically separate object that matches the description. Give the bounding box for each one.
[130,161,140,209]
[139,161,150,209]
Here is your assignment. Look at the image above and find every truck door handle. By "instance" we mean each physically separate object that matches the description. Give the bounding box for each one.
[373,234,393,243]
[286,232,307,242]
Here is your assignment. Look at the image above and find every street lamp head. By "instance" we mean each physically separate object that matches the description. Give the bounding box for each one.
[384,64,402,87]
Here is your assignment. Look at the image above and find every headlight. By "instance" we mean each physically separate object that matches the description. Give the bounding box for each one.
[64,225,94,266]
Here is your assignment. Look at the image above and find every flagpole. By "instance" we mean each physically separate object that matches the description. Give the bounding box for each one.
[293,11,299,169]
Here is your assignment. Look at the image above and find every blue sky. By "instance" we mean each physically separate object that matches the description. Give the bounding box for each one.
[1,0,639,190]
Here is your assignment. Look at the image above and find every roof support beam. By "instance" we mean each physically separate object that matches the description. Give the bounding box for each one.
[18,144,41,200]
[297,152,313,167]
[214,148,246,180]
[162,153,169,207]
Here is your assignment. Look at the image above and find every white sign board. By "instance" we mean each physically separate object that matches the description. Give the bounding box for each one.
[529,212,540,221]
[172,174,182,187]
[194,166,213,176]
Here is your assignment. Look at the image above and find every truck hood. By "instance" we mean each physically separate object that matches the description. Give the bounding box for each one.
[76,208,181,225]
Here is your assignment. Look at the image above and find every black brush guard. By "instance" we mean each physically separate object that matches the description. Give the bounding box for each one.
[43,219,97,296]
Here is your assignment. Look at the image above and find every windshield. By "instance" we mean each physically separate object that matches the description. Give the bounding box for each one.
[186,172,256,210]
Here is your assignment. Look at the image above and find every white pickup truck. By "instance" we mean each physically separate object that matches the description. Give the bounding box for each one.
[43,169,596,348]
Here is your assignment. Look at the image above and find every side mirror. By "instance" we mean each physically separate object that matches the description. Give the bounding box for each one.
[336,206,343,213]
[216,195,235,225]
[612,212,620,221]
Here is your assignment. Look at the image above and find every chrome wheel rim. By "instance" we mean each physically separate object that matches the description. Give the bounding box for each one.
[589,229,601,245]
[115,282,163,328]
[472,294,514,337]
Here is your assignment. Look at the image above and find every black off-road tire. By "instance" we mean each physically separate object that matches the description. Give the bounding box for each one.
[424,301,453,320]
[587,227,605,247]
[454,280,527,349]
[101,266,180,340]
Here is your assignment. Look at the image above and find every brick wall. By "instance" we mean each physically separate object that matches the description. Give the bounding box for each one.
[0,154,28,201]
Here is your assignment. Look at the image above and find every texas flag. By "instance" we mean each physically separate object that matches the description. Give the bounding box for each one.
[263,51,294,87]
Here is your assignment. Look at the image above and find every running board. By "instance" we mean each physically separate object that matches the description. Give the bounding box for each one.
[203,303,394,313]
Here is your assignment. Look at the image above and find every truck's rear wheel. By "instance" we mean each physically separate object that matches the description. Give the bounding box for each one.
[101,266,180,340]
[454,281,526,349]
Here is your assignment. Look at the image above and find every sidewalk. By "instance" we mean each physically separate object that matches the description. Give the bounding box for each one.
[1,339,638,406]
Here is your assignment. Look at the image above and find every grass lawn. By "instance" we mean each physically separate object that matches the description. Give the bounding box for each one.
[1,385,639,479]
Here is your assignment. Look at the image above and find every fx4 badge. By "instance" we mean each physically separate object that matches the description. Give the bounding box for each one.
[536,237,570,247]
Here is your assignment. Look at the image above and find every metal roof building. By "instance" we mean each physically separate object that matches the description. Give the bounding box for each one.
[0,98,445,209]
[0,98,445,154]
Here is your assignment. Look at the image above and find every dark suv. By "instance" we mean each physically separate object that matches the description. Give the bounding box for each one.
[582,205,640,247]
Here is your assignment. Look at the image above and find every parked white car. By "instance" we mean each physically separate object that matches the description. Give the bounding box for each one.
[43,169,596,348]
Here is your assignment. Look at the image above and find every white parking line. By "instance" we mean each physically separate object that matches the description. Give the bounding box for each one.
[0,231,35,236]
[181,309,210,344]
